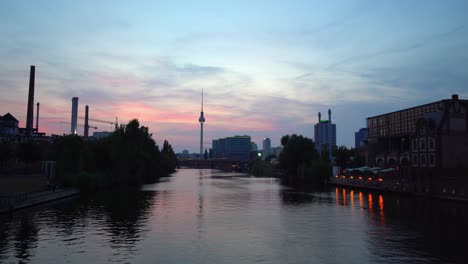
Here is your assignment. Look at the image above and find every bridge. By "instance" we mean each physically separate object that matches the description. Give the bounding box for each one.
[177,159,249,172]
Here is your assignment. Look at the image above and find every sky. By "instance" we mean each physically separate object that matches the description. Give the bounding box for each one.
[1,0,467,153]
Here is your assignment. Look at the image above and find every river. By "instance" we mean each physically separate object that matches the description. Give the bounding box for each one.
[1,169,467,263]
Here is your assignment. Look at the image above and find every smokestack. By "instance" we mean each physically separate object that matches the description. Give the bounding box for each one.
[318,112,321,122]
[328,109,332,161]
[36,102,40,132]
[84,105,89,138]
[71,97,79,135]
[26,65,35,135]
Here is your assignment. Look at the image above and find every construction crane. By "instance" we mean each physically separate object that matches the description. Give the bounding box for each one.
[57,121,97,130]
[80,116,121,131]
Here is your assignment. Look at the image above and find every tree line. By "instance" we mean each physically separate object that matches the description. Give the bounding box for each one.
[250,134,365,187]
[0,119,177,190]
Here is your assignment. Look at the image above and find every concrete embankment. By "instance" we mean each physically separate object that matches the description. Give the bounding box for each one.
[0,189,80,214]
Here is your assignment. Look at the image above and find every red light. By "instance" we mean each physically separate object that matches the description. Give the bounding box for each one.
[368,177,372,181]
[358,177,363,180]
[377,178,383,182]
[350,176,354,179]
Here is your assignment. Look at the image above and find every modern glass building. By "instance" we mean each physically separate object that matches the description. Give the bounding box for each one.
[212,135,251,161]
[355,128,369,149]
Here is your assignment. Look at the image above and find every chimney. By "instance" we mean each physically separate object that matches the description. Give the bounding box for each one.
[318,112,321,122]
[36,102,40,132]
[71,97,79,135]
[26,65,35,135]
[84,105,89,138]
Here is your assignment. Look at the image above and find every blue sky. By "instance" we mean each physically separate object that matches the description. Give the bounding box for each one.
[1,0,467,152]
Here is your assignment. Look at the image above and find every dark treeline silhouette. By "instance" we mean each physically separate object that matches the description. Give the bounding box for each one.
[248,134,338,181]
[49,119,177,190]
[278,134,330,187]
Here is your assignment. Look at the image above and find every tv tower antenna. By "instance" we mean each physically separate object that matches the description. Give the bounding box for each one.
[198,89,206,158]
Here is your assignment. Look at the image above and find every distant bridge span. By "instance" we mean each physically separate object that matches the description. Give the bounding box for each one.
[178,159,249,171]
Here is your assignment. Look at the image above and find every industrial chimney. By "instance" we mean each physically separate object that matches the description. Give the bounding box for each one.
[71,97,79,135]
[84,105,89,138]
[36,102,40,132]
[26,65,35,136]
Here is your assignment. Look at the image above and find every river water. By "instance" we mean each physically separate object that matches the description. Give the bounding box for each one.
[1,169,467,263]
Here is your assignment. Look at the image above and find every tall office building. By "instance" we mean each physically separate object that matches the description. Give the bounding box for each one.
[212,135,251,161]
[262,137,271,158]
[355,128,369,149]
[314,109,336,160]
[251,142,258,151]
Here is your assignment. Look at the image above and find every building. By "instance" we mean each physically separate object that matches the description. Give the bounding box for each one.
[251,142,258,152]
[270,146,283,158]
[262,137,271,158]
[366,94,467,167]
[0,113,19,136]
[314,109,336,159]
[180,149,190,158]
[92,131,112,139]
[366,94,468,200]
[354,128,368,149]
[212,135,251,161]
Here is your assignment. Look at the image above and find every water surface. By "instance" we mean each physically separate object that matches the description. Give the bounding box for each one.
[1,169,467,263]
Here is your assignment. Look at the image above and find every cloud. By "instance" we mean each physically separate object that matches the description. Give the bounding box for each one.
[328,24,467,70]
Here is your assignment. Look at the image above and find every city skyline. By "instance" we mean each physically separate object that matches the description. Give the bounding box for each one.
[1,1,467,152]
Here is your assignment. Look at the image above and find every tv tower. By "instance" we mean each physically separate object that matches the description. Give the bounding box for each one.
[198,89,205,158]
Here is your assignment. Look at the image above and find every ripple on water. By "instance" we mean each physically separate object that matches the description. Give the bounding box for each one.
[0,169,466,264]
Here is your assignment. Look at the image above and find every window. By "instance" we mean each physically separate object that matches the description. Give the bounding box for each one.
[429,154,435,165]
[419,138,426,151]
[412,155,418,165]
[428,138,435,150]
[420,154,426,165]
[412,140,418,151]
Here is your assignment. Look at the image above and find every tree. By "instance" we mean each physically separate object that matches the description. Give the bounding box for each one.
[17,141,42,164]
[55,119,178,190]
[333,146,365,168]
[265,154,276,163]
[333,146,353,168]
[278,134,317,176]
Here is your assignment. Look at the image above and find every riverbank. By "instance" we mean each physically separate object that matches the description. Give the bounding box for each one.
[330,176,468,203]
[0,173,48,194]
[0,188,80,214]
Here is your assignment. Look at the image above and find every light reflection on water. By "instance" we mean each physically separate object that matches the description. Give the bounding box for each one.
[0,169,467,263]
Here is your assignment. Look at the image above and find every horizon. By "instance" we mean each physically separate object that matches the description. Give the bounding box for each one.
[1,1,467,152]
